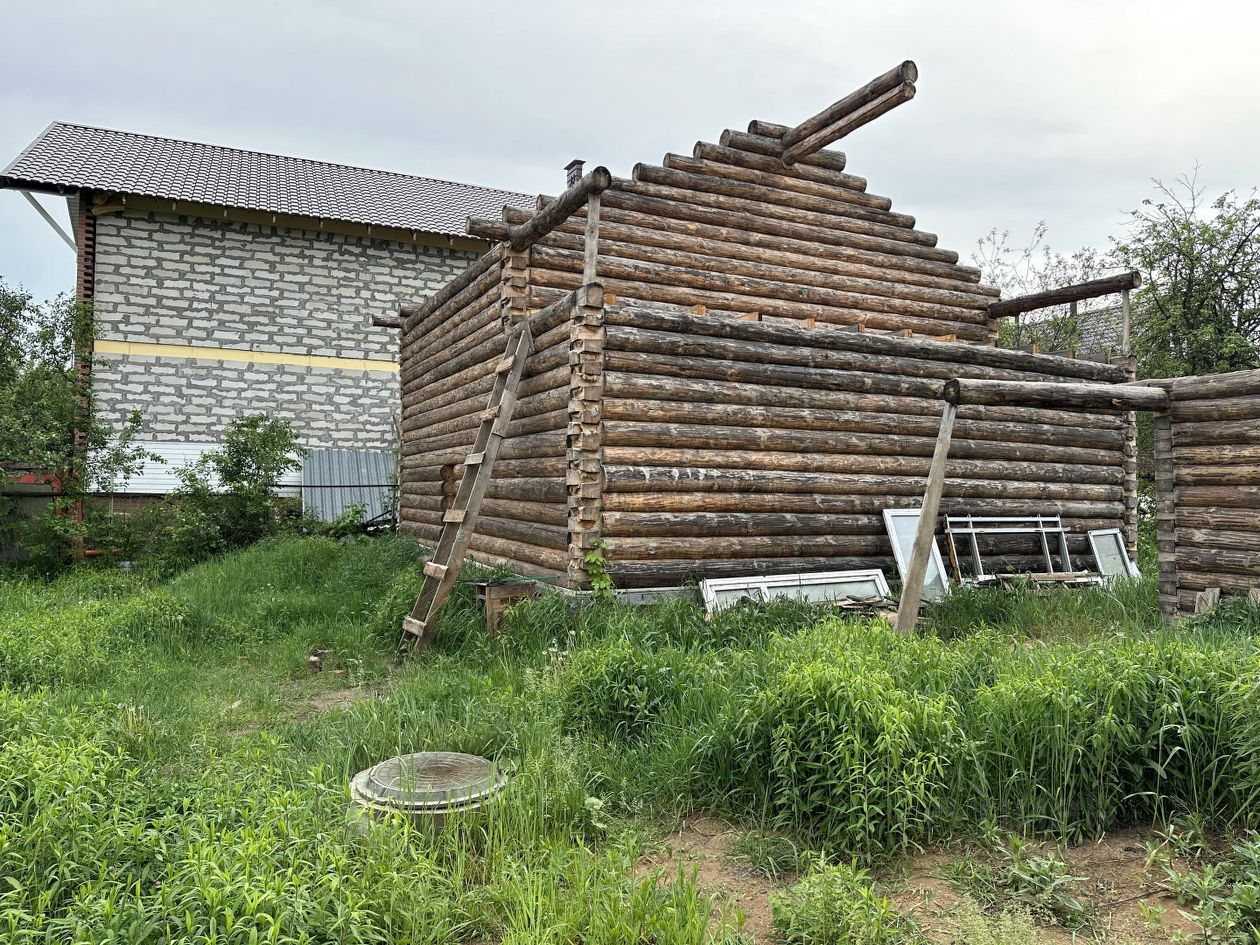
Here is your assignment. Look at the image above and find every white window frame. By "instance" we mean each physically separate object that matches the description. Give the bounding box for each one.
[1087,528,1140,580]
[882,508,950,602]
[700,569,891,616]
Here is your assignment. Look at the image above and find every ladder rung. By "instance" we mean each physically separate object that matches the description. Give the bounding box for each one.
[401,616,425,638]
[442,508,466,523]
[423,561,448,579]
[480,406,500,421]
[495,356,515,374]
[464,452,485,466]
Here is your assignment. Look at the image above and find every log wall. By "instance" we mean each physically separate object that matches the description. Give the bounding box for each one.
[596,304,1129,587]
[1157,371,1260,616]
[397,247,576,578]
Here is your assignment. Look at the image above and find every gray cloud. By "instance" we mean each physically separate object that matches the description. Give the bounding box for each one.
[3,0,1257,300]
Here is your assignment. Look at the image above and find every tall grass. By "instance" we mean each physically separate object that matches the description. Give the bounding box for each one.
[2,535,1258,937]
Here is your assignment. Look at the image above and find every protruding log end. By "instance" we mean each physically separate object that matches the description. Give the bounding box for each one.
[943,379,962,405]
[898,59,918,84]
[578,281,606,308]
[467,216,510,242]
[372,314,402,329]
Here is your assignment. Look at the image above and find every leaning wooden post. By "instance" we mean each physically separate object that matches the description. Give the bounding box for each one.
[893,395,957,632]
[582,192,601,285]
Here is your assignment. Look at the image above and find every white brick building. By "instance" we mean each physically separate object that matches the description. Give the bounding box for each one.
[1,122,533,495]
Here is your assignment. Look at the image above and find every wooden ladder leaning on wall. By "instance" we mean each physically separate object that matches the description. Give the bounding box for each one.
[399,321,534,651]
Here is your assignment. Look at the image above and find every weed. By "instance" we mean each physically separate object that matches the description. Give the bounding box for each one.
[771,861,925,944]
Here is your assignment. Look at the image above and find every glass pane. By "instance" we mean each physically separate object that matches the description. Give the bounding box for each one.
[888,513,946,601]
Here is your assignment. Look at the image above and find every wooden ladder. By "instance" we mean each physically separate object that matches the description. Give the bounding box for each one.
[399,320,534,650]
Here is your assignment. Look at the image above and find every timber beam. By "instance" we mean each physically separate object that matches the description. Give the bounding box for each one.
[944,378,1169,414]
[988,272,1142,319]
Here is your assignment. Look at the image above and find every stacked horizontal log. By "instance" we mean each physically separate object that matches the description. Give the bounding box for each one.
[474,127,1001,343]
[597,305,1129,586]
[1159,370,1260,615]
[397,247,575,578]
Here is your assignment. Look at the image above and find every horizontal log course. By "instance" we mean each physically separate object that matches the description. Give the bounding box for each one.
[602,509,1116,539]
[504,204,999,302]
[606,533,892,560]
[402,280,501,362]
[782,60,918,150]
[401,262,503,349]
[602,367,1124,431]
[402,365,569,433]
[606,323,1121,391]
[404,291,503,377]
[783,81,916,165]
[641,158,911,227]
[1171,418,1260,447]
[1143,369,1260,402]
[1175,570,1259,594]
[399,243,505,333]
[598,187,981,283]
[601,419,1120,467]
[944,378,1168,413]
[533,267,988,341]
[534,246,985,325]
[1174,506,1260,531]
[602,445,1122,486]
[692,139,870,193]
[605,304,1121,382]
[1176,547,1260,578]
[480,498,569,529]
[399,477,566,505]
[602,394,1124,450]
[401,452,567,480]
[681,144,885,207]
[603,465,1123,502]
[1175,486,1260,510]
[1174,464,1260,487]
[599,489,1124,520]
[1170,393,1260,423]
[405,395,567,444]
[470,515,569,552]
[988,272,1142,319]
[511,219,993,313]
[401,519,570,574]
[1173,443,1260,466]
[1176,527,1260,553]
[400,334,569,409]
[610,176,953,260]
[725,128,850,173]
[508,165,611,252]
[401,428,565,463]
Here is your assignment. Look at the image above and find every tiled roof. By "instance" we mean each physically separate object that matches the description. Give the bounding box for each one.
[1,121,535,237]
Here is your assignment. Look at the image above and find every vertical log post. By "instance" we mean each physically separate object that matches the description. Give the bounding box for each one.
[582,192,601,284]
[566,282,607,587]
[1152,410,1178,620]
[1120,287,1132,355]
[893,399,957,632]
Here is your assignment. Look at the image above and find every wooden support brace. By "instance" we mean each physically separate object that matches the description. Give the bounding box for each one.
[894,400,957,632]
[423,561,449,580]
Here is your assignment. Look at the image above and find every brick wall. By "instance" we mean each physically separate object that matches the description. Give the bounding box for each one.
[90,210,475,450]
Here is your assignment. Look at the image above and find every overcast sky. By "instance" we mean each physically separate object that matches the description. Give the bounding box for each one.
[3,0,1258,302]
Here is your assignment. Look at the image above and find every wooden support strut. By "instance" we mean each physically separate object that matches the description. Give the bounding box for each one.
[893,399,957,632]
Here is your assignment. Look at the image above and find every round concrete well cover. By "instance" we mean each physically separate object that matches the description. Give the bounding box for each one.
[350,751,507,814]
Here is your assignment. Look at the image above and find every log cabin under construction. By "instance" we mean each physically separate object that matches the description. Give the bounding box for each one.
[392,63,1148,594]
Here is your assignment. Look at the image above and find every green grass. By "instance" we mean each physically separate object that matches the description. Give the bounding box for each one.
[1,535,1258,941]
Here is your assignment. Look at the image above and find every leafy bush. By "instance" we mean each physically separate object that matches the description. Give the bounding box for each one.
[771,862,923,945]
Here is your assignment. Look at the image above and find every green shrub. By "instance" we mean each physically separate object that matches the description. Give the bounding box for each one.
[771,862,922,945]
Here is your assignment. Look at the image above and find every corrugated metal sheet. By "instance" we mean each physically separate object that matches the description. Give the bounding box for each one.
[116,441,302,495]
[2,121,534,237]
[301,449,395,523]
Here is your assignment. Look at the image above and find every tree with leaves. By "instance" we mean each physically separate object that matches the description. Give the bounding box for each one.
[1112,172,1260,379]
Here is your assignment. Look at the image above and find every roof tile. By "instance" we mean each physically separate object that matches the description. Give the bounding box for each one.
[2,121,535,237]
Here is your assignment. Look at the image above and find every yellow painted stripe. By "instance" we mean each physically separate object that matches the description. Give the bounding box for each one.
[93,339,398,374]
